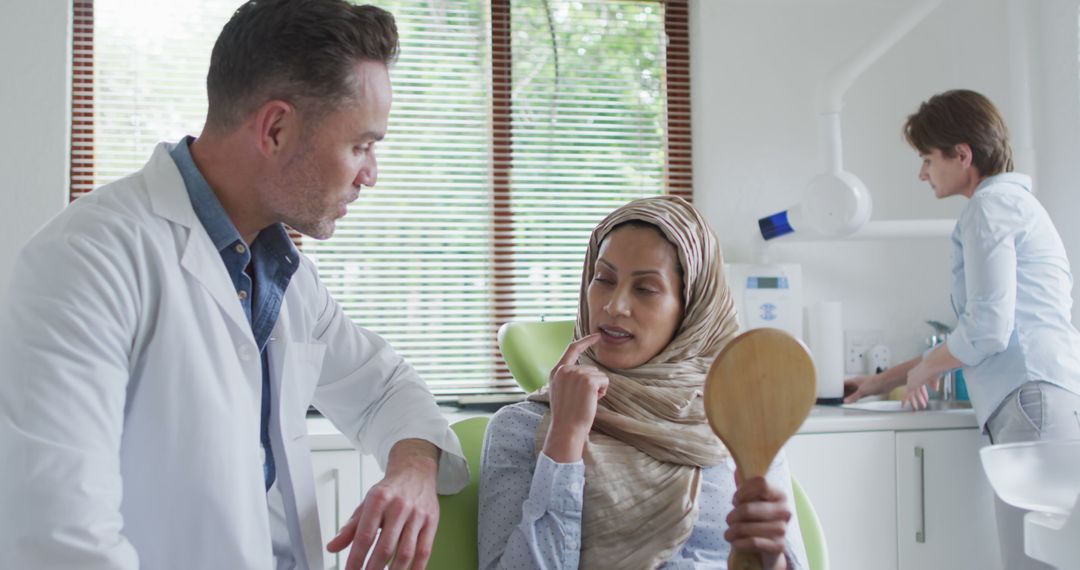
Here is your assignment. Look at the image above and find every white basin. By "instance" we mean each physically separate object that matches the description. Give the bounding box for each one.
[980,439,1080,516]
[842,399,973,413]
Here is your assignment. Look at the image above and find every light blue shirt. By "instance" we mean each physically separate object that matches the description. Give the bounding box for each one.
[478,401,807,569]
[946,172,1080,426]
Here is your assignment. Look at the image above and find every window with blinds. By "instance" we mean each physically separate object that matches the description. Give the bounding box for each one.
[71,0,691,402]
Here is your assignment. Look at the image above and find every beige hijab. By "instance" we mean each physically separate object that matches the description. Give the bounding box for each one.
[528,195,740,569]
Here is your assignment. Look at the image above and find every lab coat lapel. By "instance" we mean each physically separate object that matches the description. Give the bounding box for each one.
[143,143,256,343]
[179,230,255,341]
[268,310,327,570]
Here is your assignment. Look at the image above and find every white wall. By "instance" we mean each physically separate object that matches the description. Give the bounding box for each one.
[690,0,1080,363]
[1035,0,1080,321]
[0,1,71,294]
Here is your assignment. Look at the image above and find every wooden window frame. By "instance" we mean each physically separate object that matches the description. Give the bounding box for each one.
[69,0,692,396]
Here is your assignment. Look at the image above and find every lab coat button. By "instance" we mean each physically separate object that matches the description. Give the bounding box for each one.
[238,346,252,361]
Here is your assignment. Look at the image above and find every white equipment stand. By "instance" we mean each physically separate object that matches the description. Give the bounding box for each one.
[1023,495,1080,568]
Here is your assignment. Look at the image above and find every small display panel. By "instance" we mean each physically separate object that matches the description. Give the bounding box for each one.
[746,276,789,289]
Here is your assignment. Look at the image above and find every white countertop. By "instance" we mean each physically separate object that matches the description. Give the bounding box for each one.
[800,403,978,434]
[307,403,978,451]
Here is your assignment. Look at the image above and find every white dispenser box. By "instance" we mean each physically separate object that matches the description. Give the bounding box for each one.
[725,263,803,340]
[806,301,844,404]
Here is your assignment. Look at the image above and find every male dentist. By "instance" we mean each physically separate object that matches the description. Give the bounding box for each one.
[0,1,466,569]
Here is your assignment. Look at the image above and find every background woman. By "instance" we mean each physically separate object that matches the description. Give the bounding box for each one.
[845,89,1080,569]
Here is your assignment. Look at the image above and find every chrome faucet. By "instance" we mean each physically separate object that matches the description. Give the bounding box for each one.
[925,320,957,402]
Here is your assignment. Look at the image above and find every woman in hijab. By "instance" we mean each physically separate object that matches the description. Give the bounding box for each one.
[478,196,808,569]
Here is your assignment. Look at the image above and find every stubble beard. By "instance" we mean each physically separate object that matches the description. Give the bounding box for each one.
[274,146,338,241]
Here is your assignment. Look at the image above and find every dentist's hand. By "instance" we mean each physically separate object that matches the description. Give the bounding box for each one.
[328,439,440,570]
[542,333,607,463]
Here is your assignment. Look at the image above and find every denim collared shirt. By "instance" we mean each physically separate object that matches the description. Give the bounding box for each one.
[946,172,1080,427]
[170,136,299,489]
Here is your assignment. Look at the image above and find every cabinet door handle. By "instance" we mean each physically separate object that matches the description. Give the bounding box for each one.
[915,446,925,543]
[331,468,341,570]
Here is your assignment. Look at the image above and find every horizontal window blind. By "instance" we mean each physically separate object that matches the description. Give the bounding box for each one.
[488,0,689,395]
[70,0,691,401]
[71,0,237,200]
[302,0,496,397]
[499,0,676,323]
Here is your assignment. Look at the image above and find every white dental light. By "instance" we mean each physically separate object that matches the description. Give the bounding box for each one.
[758,0,950,243]
[759,170,872,240]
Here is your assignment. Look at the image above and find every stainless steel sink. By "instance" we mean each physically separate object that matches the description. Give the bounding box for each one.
[842,399,973,413]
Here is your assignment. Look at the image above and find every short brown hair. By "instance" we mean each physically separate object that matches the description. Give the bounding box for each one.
[205,0,398,130]
[903,89,1013,177]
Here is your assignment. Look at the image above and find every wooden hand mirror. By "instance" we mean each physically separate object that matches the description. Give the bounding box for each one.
[704,328,817,570]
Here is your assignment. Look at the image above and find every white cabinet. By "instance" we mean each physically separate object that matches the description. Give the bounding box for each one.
[894,430,1001,570]
[787,431,899,570]
[311,450,362,570]
[788,426,1003,570]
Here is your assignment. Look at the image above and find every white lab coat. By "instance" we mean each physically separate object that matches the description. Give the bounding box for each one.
[0,143,468,569]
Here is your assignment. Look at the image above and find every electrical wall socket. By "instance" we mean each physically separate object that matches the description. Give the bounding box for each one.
[844,329,884,375]
[866,344,891,374]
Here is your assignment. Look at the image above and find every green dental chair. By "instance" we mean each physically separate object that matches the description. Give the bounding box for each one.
[428,416,489,570]
[497,319,576,393]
